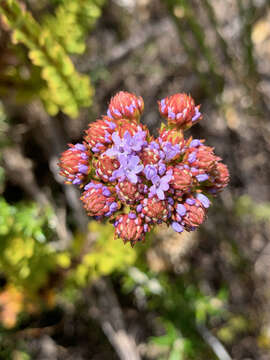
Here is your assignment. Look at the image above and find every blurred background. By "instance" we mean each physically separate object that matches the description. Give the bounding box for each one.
[0,0,270,359]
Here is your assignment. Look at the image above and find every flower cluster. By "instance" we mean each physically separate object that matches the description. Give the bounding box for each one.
[59,91,229,246]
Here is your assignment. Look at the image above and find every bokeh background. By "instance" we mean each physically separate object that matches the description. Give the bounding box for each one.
[0,0,270,359]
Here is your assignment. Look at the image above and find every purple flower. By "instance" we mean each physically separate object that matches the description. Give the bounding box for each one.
[149,169,173,200]
[158,162,166,176]
[161,141,180,161]
[123,130,146,153]
[189,139,201,148]
[105,130,146,158]
[196,193,211,208]
[112,155,143,184]
[172,222,184,233]
[105,132,130,157]
[144,164,157,180]
[149,141,160,150]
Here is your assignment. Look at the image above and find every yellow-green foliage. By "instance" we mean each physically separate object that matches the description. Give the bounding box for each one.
[74,221,137,286]
[217,315,249,344]
[0,0,93,117]
[0,198,60,293]
[43,0,105,55]
[235,195,270,222]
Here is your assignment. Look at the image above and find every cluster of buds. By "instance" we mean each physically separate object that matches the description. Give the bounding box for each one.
[59,91,229,246]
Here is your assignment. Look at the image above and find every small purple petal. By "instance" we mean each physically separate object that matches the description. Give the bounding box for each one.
[75,143,86,151]
[192,108,201,122]
[107,109,113,119]
[144,165,157,180]
[78,164,88,174]
[158,163,166,176]
[168,108,176,120]
[196,174,209,182]
[189,139,201,148]
[149,141,160,150]
[128,213,137,219]
[188,152,197,164]
[186,198,196,205]
[172,222,184,233]
[80,153,88,160]
[73,178,82,185]
[156,188,165,200]
[127,172,138,184]
[105,120,116,129]
[136,204,143,213]
[109,202,118,212]
[102,188,111,197]
[196,193,211,208]
[112,108,122,117]
[177,204,187,216]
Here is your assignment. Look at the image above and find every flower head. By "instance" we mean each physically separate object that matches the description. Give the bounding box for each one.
[112,155,143,184]
[149,169,173,200]
[59,90,229,246]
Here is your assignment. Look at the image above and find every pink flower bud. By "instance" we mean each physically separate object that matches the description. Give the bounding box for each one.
[210,163,230,192]
[81,184,119,217]
[108,91,144,121]
[84,117,117,153]
[58,143,90,186]
[142,196,171,223]
[158,93,202,130]
[186,145,218,171]
[171,167,193,193]
[115,214,145,246]
[116,180,144,204]
[159,128,184,145]
[182,198,207,229]
[95,154,120,182]
[115,119,149,138]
